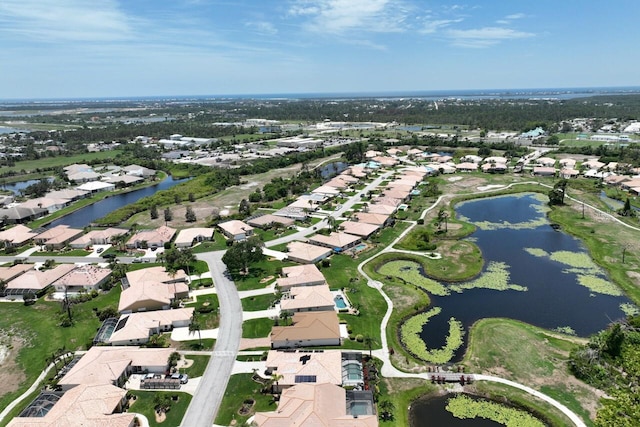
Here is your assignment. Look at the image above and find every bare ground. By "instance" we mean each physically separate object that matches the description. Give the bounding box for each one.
[0,336,26,400]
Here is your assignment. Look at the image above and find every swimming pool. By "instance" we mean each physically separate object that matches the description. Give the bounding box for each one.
[334,295,347,309]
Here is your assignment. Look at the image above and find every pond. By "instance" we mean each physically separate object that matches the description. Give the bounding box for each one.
[319,161,348,179]
[410,393,545,427]
[47,176,187,229]
[416,193,632,362]
[0,178,53,195]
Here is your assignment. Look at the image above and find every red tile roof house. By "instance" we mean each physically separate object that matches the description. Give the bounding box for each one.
[280,284,335,313]
[253,383,379,427]
[0,264,34,284]
[264,350,343,393]
[270,311,341,349]
[277,264,326,291]
[0,224,37,248]
[339,221,379,239]
[57,346,174,390]
[34,225,84,250]
[532,166,557,177]
[126,225,176,249]
[3,264,75,299]
[174,227,215,248]
[52,265,111,294]
[217,220,254,241]
[108,307,194,346]
[351,212,391,227]
[69,227,129,249]
[308,232,361,252]
[247,214,295,229]
[118,267,189,313]
[286,241,332,264]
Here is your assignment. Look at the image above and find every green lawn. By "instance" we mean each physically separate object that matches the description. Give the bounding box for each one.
[191,234,229,253]
[2,150,123,173]
[214,374,276,426]
[241,293,278,311]
[241,318,274,338]
[232,258,295,292]
[33,249,92,257]
[253,227,298,243]
[128,390,192,427]
[179,355,210,378]
[0,287,121,412]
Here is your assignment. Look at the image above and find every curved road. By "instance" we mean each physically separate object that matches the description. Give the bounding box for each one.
[180,250,242,427]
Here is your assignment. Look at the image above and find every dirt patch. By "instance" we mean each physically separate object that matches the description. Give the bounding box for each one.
[259,275,274,284]
[155,411,166,423]
[239,337,270,350]
[0,336,27,400]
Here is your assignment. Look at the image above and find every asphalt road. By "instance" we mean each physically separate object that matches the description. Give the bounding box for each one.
[180,250,242,427]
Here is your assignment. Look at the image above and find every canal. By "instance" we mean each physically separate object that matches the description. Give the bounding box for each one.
[47,176,186,228]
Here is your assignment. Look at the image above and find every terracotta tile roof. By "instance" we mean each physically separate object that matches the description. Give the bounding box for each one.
[308,232,360,249]
[271,312,340,343]
[277,264,326,289]
[280,284,334,311]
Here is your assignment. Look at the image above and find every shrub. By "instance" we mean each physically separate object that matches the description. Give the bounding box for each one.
[356,334,364,342]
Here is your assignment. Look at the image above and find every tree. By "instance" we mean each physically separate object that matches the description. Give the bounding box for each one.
[150,204,159,220]
[378,399,395,421]
[164,207,173,222]
[185,206,197,222]
[23,290,37,306]
[239,199,251,216]
[279,310,293,326]
[174,194,182,204]
[221,237,264,274]
[548,179,568,206]
[436,208,449,233]
[189,313,202,348]
[188,192,195,202]
[363,335,377,358]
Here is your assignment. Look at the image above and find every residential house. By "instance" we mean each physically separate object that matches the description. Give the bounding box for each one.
[4,264,76,298]
[559,158,577,168]
[560,168,580,179]
[308,232,361,252]
[536,157,556,167]
[339,221,379,239]
[460,154,482,163]
[581,159,605,170]
[270,311,341,349]
[247,214,295,229]
[603,175,630,187]
[286,241,332,264]
[174,227,215,248]
[57,346,173,390]
[280,284,335,313]
[20,197,70,213]
[218,220,254,241]
[34,225,84,250]
[118,267,188,313]
[264,350,343,393]
[310,185,341,197]
[253,383,378,427]
[122,164,156,177]
[45,188,89,202]
[532,167,557,177]
[0,206,47,224]
[126,225,176,249]
[52,265,111,294]
[277,264,326,291]
[108,308,194,346]
[0,224,37,247]
[70,227,128,249]
[7,384,135,427]
[455,162,479,172]
[0,264,33,283]
[351,212,391,227]
[366,204,397,215]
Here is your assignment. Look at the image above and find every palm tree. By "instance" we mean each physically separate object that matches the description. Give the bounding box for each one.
[363,335,377,359]
[279,310,293,326]
[378,399,395,421]
[189,314,202,348]
[268,373,284,394]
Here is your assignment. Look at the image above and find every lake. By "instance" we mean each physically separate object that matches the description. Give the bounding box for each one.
[47,176,186,228]
[319,161,348,179]
[1,178,53,195]
[418,193,631,362]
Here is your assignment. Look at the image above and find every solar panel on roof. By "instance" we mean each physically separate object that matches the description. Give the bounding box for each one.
[294,375,317,383]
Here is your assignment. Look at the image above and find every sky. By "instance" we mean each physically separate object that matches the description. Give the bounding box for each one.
[1,0,639,99]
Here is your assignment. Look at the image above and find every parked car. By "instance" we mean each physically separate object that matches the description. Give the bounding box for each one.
[180,374,189,384]
[96,248,104,253]
[102,253,116,259]
[132,258,142,263]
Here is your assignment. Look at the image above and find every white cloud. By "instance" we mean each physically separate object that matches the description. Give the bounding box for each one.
[420,18,463,34]
[246,21,278,35]
[0,0,137,42]
[446,27,535,48]
[288,0,410,34]
[505,13,525,20]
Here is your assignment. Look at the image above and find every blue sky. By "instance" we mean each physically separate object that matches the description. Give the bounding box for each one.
[1,0,638,99]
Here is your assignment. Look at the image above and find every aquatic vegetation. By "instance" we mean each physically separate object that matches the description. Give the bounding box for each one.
[449,262,527,293]
[550,251,601,271]
[457,193,550,230]
[577,275,623,296]
[523,247,549,258]
[446,394,545,427]
[620,303,639,317]
[553,326,576,336]
[400,309,464,364]
[378,260,449,296]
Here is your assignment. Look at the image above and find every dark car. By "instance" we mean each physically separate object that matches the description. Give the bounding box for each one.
[96,248,104,253]
[101,253,116,259]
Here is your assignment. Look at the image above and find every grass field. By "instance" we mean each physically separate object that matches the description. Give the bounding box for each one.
[214,374,275,426]
[3,150,123,173]
[463,318,597,425]
[0,287,121,412]
[242,318,274,339]
[241,293,278,311]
